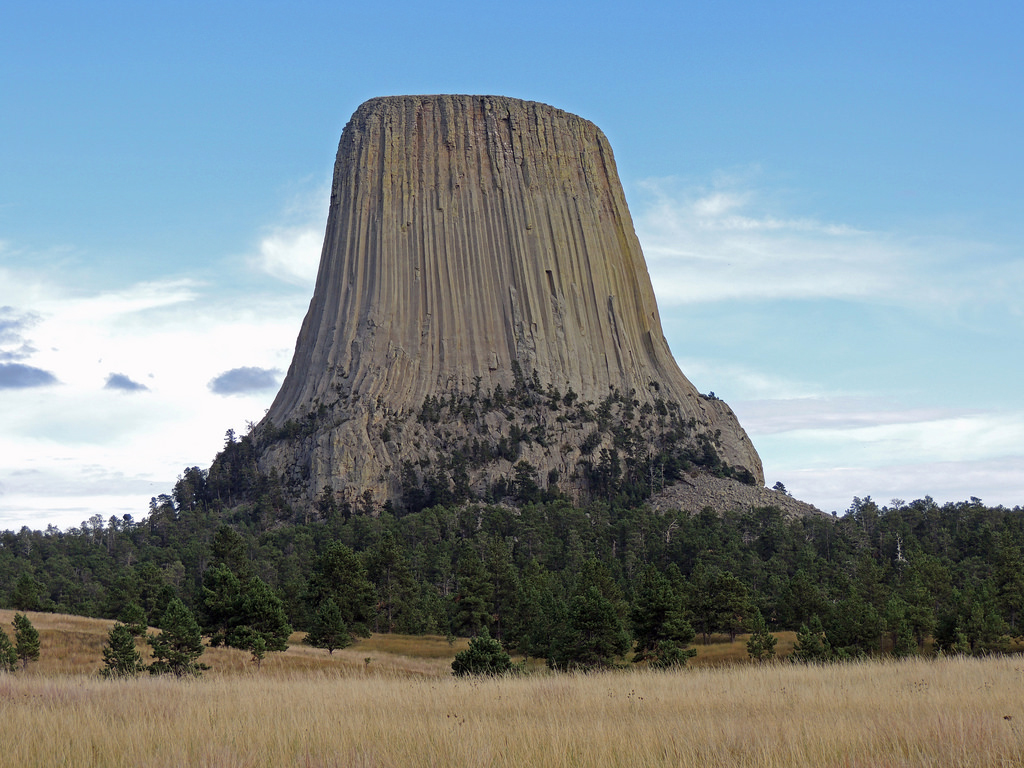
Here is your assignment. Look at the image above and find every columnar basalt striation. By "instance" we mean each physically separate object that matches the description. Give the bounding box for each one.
[256,95,764,511]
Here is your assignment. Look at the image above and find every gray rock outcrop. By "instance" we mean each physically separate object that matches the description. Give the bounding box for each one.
[255,95,764,511]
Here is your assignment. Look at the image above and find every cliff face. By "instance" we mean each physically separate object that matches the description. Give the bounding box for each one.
[257,95,763,510]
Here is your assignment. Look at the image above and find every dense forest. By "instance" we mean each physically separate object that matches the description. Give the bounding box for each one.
[2,432,1023,667]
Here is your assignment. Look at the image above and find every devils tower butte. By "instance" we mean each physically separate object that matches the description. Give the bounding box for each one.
[257,95,763,509]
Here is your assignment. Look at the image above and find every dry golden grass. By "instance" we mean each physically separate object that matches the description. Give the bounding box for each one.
[689,631,798,666]
[2,655,1023,767]
[0,609,467,679]
[3,610,1023,767]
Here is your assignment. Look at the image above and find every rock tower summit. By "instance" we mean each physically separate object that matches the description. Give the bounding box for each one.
[257,95,763,510]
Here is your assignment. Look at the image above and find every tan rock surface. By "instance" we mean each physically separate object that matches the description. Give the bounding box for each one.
[649,473,828,519]
[257,95,764,508]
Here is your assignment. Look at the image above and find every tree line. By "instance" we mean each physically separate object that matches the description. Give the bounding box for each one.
[2,463,1023,670]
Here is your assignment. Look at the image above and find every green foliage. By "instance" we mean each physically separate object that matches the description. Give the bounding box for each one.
[552,577,630,671]
[631,565,696,668]
[306,542,377,637]
[147,598,207,677]
[452,542,492,637]
[118,603,149,637]
[245,632,267,670]
[13,613,40,670]
[825,594,882,657]
[11,573,44,612]
[200,563,242,645]
[745,610,777,662]
[0,627,18,672]
[364,531,417,633]
[5,459,1024,672]
[451,627,513,676]
[100,622,146,678]
[231,576,292,652]
[689,562,750,643]
[304,598,352,655]
[792,616,831,663]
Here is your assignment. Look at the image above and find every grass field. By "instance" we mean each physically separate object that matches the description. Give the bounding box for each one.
[2,610,1022,767]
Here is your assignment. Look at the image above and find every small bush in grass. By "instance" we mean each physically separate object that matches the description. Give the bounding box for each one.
[451,628,513,676]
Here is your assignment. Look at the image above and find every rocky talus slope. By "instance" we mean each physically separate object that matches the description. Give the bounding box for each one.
[256,95,764,511]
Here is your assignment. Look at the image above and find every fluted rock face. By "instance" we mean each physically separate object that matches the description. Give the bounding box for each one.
[257,95,763,509]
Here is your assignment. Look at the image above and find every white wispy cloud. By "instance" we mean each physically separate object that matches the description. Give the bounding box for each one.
[634,176,1011,311]
[749,402,1024,510]
[0,232,313,529]
[250,182,329,286]
[256,225,323,285]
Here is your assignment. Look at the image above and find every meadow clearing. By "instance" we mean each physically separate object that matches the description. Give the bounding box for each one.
[1,610,1022,767]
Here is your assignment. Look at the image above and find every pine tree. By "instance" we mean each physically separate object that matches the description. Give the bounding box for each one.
[792,616,831,663]
[549,585,632,670]
[304,598,352,655]
[11,574,42,612]
[230,577,292,652]
[306,542,377,637]
[451,627,513,676]
[364,531,416,633]
[118,603,149,637]
[100,622,146,678]
[452,542,492,637]
[13,613,40,671]
[200,563,242,646]
[631,564,697,668]
[745,610,777,662]
[248,634,267,670]
[0,628,18,672]
[148,598,207,677]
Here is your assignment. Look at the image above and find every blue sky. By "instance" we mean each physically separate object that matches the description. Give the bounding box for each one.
[2,0,1022,529]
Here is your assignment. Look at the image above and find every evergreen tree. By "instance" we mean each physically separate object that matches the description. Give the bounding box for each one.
[0,628,18,672]
[745,610,777,662]
[514,560,566,660]
[689,562,750,642]
[895,570,936,649]
[147,598,207,677]
[631,564,697,668]
[13,613,40,671]
[549,585,631,670]
[199,562,242,646]
[100,622,146,678]
[229,576,292,652]
[451,627,514,676]
[484,537,522,647]
[248,634,267,670]
[118,603,149,637]
[716,571,751,642]
[452,542,492,637]
[304,598,352,655]
[791,616,831,663]
[306,542,377,637]
[11,573,43,612]
[364,531,416,633]
[994,538,1024,636]
[826,594,881,657]
[210,525,254,581]
[958,584,1007,653]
